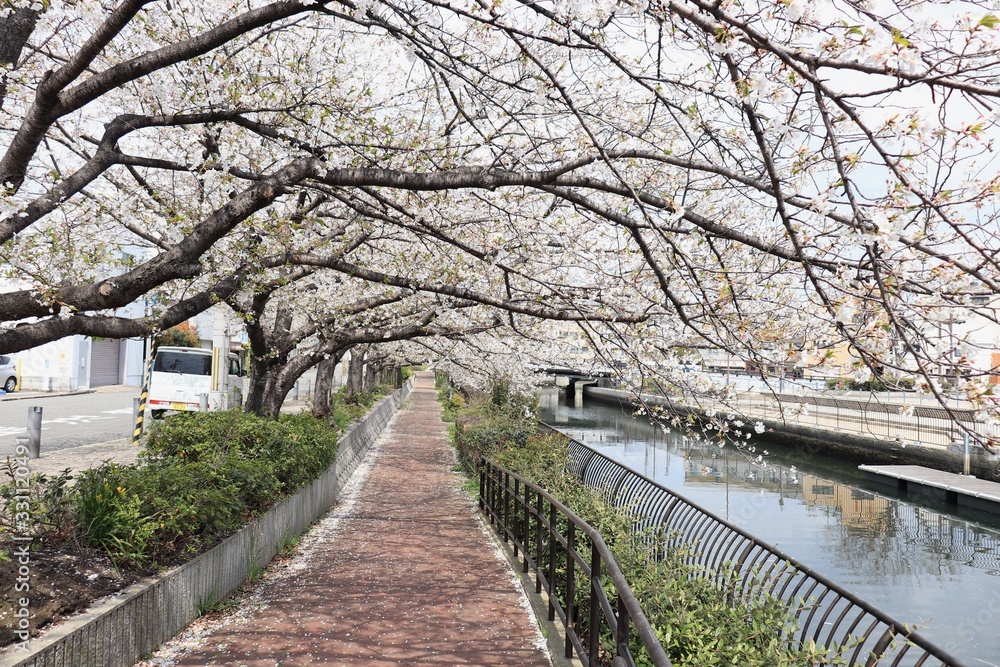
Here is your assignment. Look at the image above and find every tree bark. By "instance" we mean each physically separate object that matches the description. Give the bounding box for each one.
[311,353,342,419]
[243,355,275,416]
[363,361,376,394]
[0,7,38,111]
[346,347,367,394]
[258,375,291,420]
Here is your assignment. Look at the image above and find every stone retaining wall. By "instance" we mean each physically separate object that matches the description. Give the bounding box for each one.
[582,385,999,477]
[0,380,412,667]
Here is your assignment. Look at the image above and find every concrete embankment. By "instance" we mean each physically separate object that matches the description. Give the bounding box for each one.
[582,385,1000,478]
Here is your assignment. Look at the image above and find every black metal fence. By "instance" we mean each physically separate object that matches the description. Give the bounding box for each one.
[479,460,673,667]
[540,423,968,667]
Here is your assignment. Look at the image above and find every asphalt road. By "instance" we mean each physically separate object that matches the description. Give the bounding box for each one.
[0,387,140,456]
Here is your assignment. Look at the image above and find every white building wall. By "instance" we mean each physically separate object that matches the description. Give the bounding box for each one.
[122,338,146,386]
[16,336,85,391]
[953,298,1000,381]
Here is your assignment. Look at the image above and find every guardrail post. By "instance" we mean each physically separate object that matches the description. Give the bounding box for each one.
[479,464,486,513]
[513,477,520,557]
[565,522,576,659]
[589,541,602,662]
[548,501,557,622]
[132,396,141,431]
[535,490,544,593]
[522,485,531,573]
[963,432,971,476]
[616,594,630,661]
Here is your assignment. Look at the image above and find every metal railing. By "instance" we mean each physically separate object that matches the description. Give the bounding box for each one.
[652,389,1000,449]
[745,393,995,448]
[540,423,969,667]
[479,460,672,667]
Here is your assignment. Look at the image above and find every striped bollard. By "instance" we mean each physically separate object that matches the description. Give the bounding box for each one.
[133,348,154,444]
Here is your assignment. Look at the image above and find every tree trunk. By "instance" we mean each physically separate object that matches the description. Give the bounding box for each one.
[243,355,272,415]
[0,8,38,111]
[346,347,366,394]
[311,353,341,419]
[243,301,296,416]
[259,378,291,420]
[363,361,376,394]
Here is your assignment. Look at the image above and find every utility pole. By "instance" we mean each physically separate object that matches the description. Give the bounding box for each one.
[209,309,231,410]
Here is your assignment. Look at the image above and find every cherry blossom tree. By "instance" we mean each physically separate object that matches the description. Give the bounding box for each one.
[1,0,999,428]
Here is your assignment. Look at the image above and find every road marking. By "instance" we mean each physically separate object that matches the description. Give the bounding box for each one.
[102,408,134,415]
[43,415,115,426]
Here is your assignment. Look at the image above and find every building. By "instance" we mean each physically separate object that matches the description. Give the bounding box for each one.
[10,307,147,391]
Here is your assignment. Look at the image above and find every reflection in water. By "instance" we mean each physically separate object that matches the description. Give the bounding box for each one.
[538,389,1000,665]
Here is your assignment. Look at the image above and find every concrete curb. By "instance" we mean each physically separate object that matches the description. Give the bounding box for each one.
[0,380,413,667]
[0,389,96,403]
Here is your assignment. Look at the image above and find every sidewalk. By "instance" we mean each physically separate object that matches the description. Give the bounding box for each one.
[8,438,140,479]
[0,388,94,402]
[152,373,551,666]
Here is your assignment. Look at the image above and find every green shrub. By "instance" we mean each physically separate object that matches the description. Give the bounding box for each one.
[76,464,159,568]
[327,386,383,430]
[0,466,76,544]
[824,377,915,391]
[270,413,340,490]
[0,386,390,575]
[142,410,281,463]
[130,458,252,559]
[438,388,463,422]
[142,410,340,493]
[453,385,537,472]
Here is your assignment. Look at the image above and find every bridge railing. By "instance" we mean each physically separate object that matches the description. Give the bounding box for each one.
[479,459,672,667]
[741,392,997,448]
[540,423,968,667]
[632,388,1000,450]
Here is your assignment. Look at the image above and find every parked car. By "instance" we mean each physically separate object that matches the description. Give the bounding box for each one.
[0,355,18,393]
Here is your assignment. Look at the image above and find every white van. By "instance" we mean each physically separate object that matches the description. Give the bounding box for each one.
[147,346,243,417]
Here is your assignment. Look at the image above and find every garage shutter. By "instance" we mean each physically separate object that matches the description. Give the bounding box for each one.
[90,338,121,387]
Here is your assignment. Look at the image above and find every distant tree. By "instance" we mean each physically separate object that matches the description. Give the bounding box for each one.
[155,322,200,349]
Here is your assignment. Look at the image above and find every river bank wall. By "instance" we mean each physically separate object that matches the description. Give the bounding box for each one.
[582,385,1000,479]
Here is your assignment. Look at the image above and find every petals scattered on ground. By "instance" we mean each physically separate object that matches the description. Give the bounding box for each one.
[140,373,549,666]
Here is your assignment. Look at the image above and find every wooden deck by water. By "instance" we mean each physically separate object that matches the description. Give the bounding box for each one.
[859,464,1000,513]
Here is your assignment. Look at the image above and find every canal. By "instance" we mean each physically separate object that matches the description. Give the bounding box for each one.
[539,390,1000,667]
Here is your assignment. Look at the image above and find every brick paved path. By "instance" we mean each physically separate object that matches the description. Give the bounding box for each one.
[173,373,551,666]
